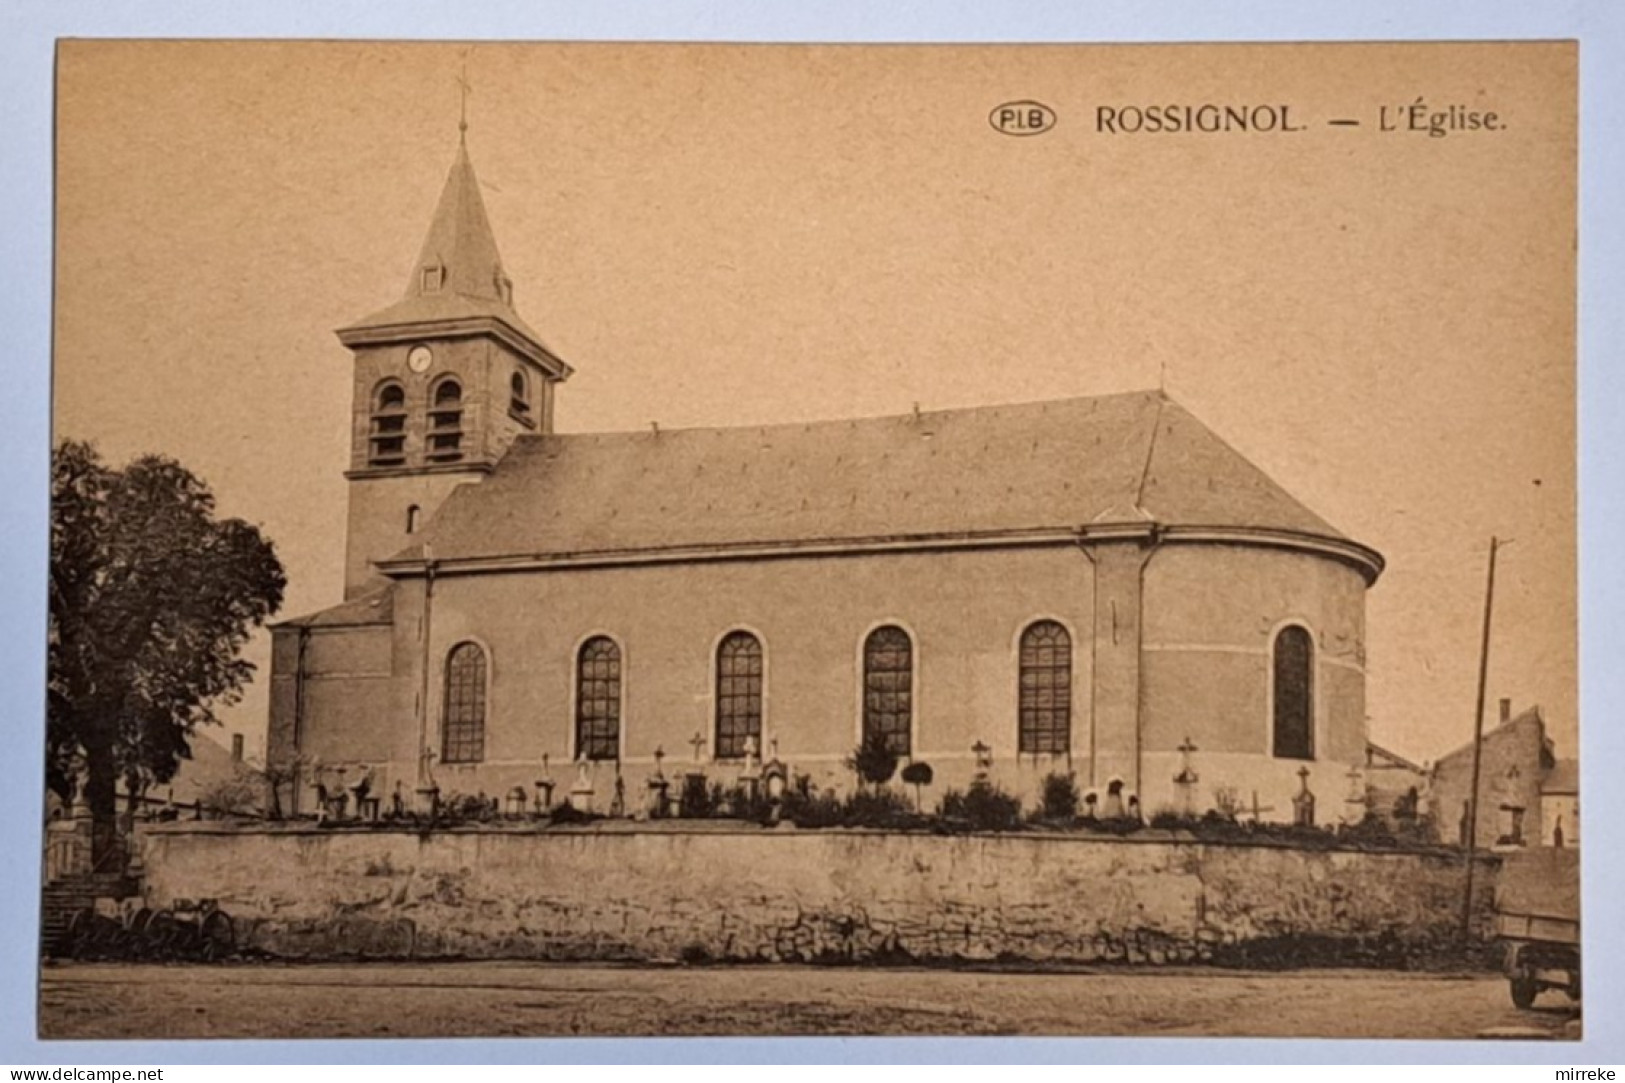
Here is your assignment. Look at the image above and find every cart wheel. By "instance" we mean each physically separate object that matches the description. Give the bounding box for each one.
[149,912,178,958]
[1511,974,1539,1010]
[60,908,93,959]
[201,910,234,959]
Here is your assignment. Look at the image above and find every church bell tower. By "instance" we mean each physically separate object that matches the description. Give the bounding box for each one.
[335,132,573,598]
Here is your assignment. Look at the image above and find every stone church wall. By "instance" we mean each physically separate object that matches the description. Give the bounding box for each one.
[139,824,1490,965]
[1137,543,1369,820]
[398,545,1100,806]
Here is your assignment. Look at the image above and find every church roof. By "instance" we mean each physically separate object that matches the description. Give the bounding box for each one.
[338,138,550,352]
[278,586,395,629]
[386,390,1381,578]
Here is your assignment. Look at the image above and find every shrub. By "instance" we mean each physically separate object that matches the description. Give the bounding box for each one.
[198,764,266,819]
[1149,808,1188,830]
[778,782,919,829]
[780,786,844,829]
[726,783,774,823]
[845,730,899,788]
[678,772,713,818]
[840,787,916,828]
[938,781,1024,831]
[436,791,498,825]
[546,801,595,824]
[1039,772,1080,821]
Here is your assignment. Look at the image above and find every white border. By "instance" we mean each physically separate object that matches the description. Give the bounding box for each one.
[7,1,1620,1066]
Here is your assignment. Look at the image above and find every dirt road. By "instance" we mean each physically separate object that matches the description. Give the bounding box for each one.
[38,962,1580,1040]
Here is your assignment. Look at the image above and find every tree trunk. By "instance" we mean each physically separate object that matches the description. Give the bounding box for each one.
[84,742,120,872]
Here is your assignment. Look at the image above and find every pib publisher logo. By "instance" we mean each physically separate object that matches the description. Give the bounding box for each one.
[989,100,1056,136]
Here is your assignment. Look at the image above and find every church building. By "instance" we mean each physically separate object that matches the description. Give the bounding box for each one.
[266,135,1385,822]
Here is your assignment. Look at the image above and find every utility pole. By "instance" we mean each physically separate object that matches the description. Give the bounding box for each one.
[1461,535,1501,939]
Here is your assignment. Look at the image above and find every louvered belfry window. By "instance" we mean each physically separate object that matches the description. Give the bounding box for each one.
[427,378,464,462]
[715,631,764,759]
[1018,620,1072,755]
[441,641,487,764]
[862,625,913,756]
[368,382,407,467]
[575,636,622,761]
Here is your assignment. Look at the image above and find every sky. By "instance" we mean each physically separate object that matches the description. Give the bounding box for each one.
[51,39,1577,766]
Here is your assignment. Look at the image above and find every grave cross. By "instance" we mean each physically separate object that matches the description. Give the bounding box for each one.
[689,731,707,763]
[1174,736,1200,781]
[1174,736,1201,815]
[1345,763,1368,803]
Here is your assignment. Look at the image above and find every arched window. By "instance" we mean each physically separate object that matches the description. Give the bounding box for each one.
[405,504,421,534]
[1272,625,1314,760]
[510,369,531,417]
[862,625,913,756]
[368,381,407,467]
[441,641,487,764]
[1018,620,1071,755]
[715,631,764,759]
[427,378,463,462]
[575,637,622,761]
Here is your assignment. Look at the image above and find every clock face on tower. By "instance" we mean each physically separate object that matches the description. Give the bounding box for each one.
[407,344,434,374]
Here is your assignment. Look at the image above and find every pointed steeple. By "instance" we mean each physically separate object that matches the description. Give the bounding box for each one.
[408,138,513,307]
[338,137,569,381]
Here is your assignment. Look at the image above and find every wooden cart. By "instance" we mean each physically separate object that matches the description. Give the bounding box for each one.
[1494,847,1580,1010]
[1497,908,1580,1009]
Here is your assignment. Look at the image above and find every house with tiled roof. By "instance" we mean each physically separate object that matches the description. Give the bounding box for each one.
[1429,700,1576,849]
[266,134,1385,820]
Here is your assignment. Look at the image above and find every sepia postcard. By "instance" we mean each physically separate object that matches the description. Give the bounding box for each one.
[41,39,1578,1041]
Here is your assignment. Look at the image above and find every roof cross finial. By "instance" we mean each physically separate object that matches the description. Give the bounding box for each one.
[456,52,473,141]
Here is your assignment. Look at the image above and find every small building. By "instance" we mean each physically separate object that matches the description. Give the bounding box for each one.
[45,733,263,882]
[1363,741,1428,827]
[1429,700,1571,850]
[1540,757,1579,848]
[45,732,263,823]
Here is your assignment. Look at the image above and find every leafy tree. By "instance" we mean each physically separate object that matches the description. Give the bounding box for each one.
[49,441,285,864]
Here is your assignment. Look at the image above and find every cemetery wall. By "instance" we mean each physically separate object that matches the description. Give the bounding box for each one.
[137,824,1492,965]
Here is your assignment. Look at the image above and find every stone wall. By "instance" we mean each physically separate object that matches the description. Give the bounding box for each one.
[139,824,1492,966]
